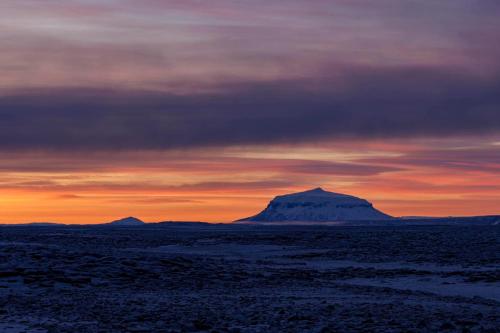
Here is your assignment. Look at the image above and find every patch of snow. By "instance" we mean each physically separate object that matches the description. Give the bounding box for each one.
[345,276,500,302]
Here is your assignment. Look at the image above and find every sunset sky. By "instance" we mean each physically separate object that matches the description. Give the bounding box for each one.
[1,0,500,223]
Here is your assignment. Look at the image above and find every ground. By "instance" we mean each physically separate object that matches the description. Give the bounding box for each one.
[0,224,499,332]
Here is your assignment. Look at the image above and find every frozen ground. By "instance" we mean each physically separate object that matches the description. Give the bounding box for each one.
[0,224,499,332]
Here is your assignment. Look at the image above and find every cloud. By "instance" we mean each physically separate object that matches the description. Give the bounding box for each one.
[0,150,398,176]
[360,145,500,173]
[55,194,200,204]
[1,1,500,152]
[0,64,499,151]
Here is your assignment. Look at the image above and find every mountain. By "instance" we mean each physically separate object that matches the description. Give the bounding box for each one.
[237,187,392,223]
[106,216,145,226]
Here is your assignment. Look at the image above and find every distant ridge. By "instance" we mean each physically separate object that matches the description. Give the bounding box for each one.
[106,216,145,226]
[0,222,65,227]
[237,187,392,223]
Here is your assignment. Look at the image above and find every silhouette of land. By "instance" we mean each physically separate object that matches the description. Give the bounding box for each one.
[0,223,498,332]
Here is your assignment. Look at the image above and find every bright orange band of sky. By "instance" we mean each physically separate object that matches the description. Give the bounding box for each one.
[1,139,499,224]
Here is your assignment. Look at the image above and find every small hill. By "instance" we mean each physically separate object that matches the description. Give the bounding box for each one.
[237,187,391,223]
[106,216,145,226]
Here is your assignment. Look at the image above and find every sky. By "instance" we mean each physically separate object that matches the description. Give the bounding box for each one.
[1,0,500,223]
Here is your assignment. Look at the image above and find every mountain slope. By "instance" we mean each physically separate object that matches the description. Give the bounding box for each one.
[106,216,145,226]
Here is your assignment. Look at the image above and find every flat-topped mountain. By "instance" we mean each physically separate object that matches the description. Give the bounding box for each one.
[238,187,392,222]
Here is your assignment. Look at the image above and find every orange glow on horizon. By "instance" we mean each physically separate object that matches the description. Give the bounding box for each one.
[1,139,499,224]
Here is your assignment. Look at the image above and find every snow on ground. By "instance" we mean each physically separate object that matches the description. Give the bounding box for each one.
[0,224,499,332]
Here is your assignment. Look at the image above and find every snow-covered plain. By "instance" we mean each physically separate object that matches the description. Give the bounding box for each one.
[0,224,499,332]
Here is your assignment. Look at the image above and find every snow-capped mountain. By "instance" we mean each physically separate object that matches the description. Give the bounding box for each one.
[238,187,392,222]
[106,216,145,226]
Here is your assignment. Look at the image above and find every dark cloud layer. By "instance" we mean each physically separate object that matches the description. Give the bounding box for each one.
[1,65,499,151]
[1,1,500,152]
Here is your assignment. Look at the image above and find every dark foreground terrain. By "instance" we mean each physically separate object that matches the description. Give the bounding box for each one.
[0,224,499,332]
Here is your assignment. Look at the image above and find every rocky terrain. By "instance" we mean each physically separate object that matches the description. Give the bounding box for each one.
[0,224,499,332]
